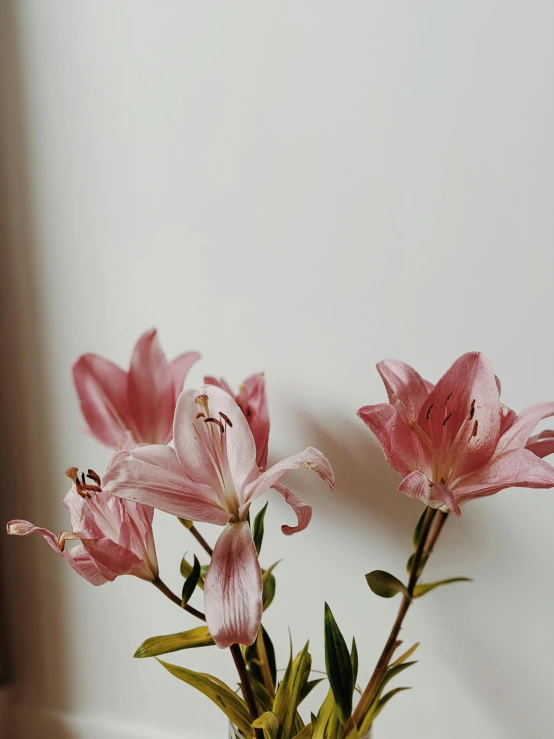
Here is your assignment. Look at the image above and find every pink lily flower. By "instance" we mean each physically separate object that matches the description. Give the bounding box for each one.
[357,352,554,514]
[7,461,159,586]
[73,328,201,447]
[204,372,270,470]
[102,385,334,648]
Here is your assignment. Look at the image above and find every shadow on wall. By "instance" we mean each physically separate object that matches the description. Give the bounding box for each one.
[0,3,72,737]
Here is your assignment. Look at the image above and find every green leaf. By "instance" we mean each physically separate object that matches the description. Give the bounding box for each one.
[134,626,214,658]
[248,675,274,714]
[181,554,201,606]
[292,723,315,739]
[252,502,268,556]
[313,689,337,739]
[390,642,419,669]
[178,518,194,529]
[371,686,411,722]
[180,554,205,590]
[351,637,359,688]
[413,577,472,598]
[252,711,278,739]
[157,659,253,735]
[359,663,416,735]
[412,507,429,549]
[405,551,429,577]
[262,561,280,611]
[324,603,354,724]
[246,625,277,696]
[365,570,411,599]
[274,642,312,739]
[299,678,324,705]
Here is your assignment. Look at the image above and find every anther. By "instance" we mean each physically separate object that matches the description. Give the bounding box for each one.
[443,412,452,426]
[469,399,476,420]
[219,412,233,428]
[204,417,224,431]
[472,420,478,437]
[87,469,101,486]
[195,412,206,419]
[425,403,434,420]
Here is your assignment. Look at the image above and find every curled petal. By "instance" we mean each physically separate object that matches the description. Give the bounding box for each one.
[377,359,432,420]
[527,430,554,459]
[497,402,554,455]
[238,373,270,470]
[72,354,135,447]
[357,403,431,478]
[271,482,312,535]
[170,352,201,400]
[128,329,176,444]
[7,520,107,585]
[204,522,262,649]
[398,471,461,515]
[244,447,335,507]
[102,444,230,525]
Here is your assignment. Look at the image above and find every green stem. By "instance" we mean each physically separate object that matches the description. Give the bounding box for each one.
[230,644,263,739]
[352,507,442,727]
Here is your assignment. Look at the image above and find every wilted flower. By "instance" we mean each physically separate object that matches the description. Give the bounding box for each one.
[73,328,200,447]
[103,385,334,648]
[358,352,554,514]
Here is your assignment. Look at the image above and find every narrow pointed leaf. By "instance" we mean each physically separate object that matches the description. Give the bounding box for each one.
[181,554,201,606]
[252,502,268,555]
[180,554,205,590]
[324,603,354,724]
[248,676,274,714]
[134,626,214,658]
[157,659,252,735]
[246,625,277,696]
[299,678,325,705]
[412,507,429,549]
[262,561,280,611]
[351,637,359,688]
[365,570,410,599]
[390,642,419,669]
[274,642,312,739]
[370,686,411,722]
[405,551,429,576]
[413,577,472,598]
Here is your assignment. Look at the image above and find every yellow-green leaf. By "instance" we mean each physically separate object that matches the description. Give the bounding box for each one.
[157,659,253,736]
[252,711,278,739]
[413,577,472,598]
[262,561,280,611]
[252,502,269,556]
[134,626,214,658]
[389,642,419,669]
[274,642,311,739]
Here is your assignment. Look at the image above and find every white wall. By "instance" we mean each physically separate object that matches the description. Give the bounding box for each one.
[1,2,554,738]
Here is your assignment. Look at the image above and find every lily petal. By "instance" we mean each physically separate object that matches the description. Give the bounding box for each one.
[271,482,312,535]
[170,352,201,401]
[377,359,432,420]
[417,352,501,479]
[204,521,263,649]
[127,329,176,444]
[454,448,554,504]
[238,373,270,470]
[204,376,235,396]
[243,447,335,508]
[398,471,461,515]
[527,430,554,459]
[6,520,108,585]
[357,403,431,478]
[497,402,554,454]
[72,354,136,447]
[102,444,230,525]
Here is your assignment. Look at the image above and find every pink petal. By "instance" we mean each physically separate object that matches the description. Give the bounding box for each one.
[357,403,431,478]
[170,352,201,400]
[72,354,136,448]
[204,522,263,649]
[238,373,270,471]
[102,444,230,525]
[271,482,312,535]
[454,448,554,504]
[398,472,461,515]
[377,359,432,420]
[204,376,235,396]
[125,500,159,576]
[417,352,501,479]
[63,485,106,540]
[80,534,150,582]
[527,430,554,459]
[174,386,258,497]
[7,520,108,585]
[243,447,335,509]
[497,402,554,454]
[127,329,176,444]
